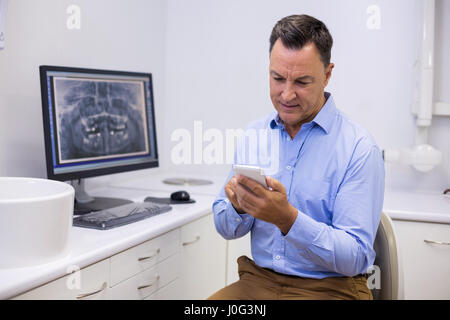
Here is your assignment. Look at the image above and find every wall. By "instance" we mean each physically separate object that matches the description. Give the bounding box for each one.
[0,0,168,185]
[430,0,450,190]
[0,0,448,193]
[163,0,449,193]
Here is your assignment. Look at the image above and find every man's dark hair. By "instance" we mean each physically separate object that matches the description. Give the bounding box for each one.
[269,14,333,68]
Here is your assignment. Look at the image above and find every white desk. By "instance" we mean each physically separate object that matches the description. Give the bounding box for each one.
[383,189,450,299]
[0,186,218,300]
[383,189,450,224]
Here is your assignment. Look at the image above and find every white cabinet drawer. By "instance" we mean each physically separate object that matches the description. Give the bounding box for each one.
[13,258,110,300]
[145,280,181,300]
[227,233,252,285]
[393,220,450,299]
[110,253,180,300]
[110,228,180,286]
[179,213,226,299]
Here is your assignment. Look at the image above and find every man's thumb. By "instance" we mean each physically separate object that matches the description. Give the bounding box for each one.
[266,176,285,193]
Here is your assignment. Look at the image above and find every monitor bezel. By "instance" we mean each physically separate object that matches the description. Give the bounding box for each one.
[39,65,159,182]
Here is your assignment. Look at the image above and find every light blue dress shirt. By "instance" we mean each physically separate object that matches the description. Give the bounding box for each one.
[212,92,385,279]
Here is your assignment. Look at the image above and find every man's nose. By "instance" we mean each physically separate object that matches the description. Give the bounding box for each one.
[281,83,296,102]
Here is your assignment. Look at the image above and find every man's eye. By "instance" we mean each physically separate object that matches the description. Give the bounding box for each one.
[296,81,308,85]
[273,77,284,81]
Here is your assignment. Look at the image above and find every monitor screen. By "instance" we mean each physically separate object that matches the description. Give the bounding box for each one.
[40,66,159,182]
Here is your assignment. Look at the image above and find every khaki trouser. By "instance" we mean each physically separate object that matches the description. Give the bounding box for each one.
[208,256,373,300]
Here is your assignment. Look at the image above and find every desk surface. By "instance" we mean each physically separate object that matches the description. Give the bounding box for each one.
[383,189,450,224]
[109,171,227,196]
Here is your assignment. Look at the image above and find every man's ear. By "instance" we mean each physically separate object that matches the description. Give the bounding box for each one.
[324,63,334,87]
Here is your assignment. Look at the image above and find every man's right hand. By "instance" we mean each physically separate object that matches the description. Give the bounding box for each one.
[224,176,246,214]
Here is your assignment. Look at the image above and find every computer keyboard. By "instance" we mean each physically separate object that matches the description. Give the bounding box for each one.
[73,201,172,230]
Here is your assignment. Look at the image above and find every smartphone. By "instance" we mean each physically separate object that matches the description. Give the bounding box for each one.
[232,164,268,188]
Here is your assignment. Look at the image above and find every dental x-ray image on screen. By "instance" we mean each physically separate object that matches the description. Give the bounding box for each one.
[40,66,158,182]
[53,78,149,163]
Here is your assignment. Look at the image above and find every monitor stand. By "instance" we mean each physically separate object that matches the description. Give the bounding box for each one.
[72,179,132,215]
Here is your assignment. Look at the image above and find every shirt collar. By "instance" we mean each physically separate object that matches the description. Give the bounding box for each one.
[269,92,337,134]
[311,92,337,134]
[269,112,283,129]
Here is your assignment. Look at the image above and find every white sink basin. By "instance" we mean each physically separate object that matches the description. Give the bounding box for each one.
[0,177,74,269]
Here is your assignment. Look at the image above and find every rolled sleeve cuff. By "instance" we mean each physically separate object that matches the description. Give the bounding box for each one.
[225,200,254,226]
[214,198,254,238]
[284,210,324,250]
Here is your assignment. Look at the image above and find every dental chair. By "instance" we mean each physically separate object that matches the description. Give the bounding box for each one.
[370,212,403,300]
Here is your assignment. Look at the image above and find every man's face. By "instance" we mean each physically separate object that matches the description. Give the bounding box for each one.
[269,39,334,133]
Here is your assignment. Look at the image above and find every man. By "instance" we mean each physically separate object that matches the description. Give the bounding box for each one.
[209,14,384,300]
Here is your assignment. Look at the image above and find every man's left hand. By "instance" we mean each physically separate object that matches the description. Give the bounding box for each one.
[232,175,298,235]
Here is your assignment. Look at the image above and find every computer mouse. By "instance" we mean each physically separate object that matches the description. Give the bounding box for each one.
[170,190,190,202]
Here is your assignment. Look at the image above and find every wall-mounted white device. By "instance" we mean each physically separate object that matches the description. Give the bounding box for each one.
[0,0,8,50]
[385,0,446,173]
[384,144,443,173]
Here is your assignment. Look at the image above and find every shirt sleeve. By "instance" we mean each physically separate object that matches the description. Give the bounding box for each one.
[284,142,385,277]
[212,170,255,240]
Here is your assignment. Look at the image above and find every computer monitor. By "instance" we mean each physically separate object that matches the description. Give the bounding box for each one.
[39,65,159,213]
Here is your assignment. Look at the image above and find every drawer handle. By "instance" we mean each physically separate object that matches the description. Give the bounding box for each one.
[76,282,107,299]
[424,239,450,246]
[138,249,160,261]
[182,235,200,246]
[137,275,160,290]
